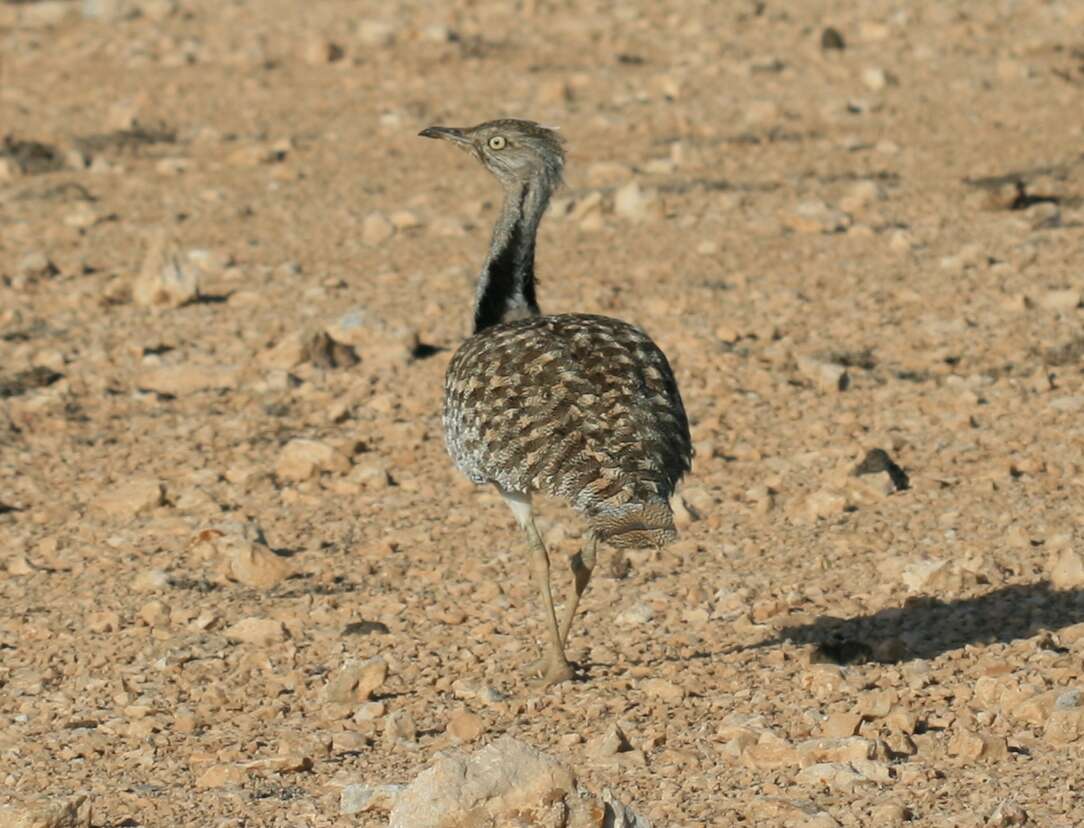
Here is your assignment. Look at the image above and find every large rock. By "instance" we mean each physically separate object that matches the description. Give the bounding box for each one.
[388,735,651,828]
[0,795,91,827]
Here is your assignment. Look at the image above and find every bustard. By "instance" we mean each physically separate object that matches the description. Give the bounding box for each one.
[419,119,692,686]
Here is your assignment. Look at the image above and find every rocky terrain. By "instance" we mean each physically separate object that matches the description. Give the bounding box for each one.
[2,0,1084,825]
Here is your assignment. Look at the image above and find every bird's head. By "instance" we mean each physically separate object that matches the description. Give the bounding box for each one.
[419,118,565,193]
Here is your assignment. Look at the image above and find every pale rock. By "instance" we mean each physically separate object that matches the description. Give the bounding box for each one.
[17,0,78,26]
[341,783,403,815]
[1049,547,1084,589]
[275,438,350,482]
[133,236,200,308]
[821,712,862,738]
[91,478,164,520]
[742,734,799,769]
[389,209,420,230]
[587,722,631,758]
[744,99,781,126]
[640,678,685,703]
[987,800,1029,827]
[861,67,892,91]
[1050,396,1084,413]
[947,728,1007,761]
[324,657,388,703]
[1008,690,1059,725]
[384,710,417,749]
[86,610,121,633]
[796,736,876,767]
[615,602,654,626]
[18,252,58,281]
[195,531,292,589]
[138,600,170,628]
[787,200,851,234]
[1039,289,1081,312]
[0,795,91,827]
[354,701,386,721]
[362,211,395,245]
[357,20,396,46]
[804,490,847,521]
[195,764,248,788]
[795,762,870,791]
[446,709,485,743]
[614,180,655,222]
[138,364,241,396]
[1045,707,1084,744]
[132,568,170,592]
[389,736,645,828]
[797,356,849,392]
[301,36,344,64]
[224,617,288,645]
[901,558,951,592]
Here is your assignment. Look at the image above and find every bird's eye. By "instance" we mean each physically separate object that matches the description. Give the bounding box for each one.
[487,135,507,150]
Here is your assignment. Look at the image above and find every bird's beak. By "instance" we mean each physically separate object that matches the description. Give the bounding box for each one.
[418,125,471,146]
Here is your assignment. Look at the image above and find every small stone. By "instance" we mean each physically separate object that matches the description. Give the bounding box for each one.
[787,200,851,234]
[614,180,655,222]
[0,795,91,828]
[384,710,417,748]
[745,99,781,126]
[65,205,100,230]
[861,67,891,91]
[357,20,396,46]
[795,762,869,791]
[947,729,1007,761]
[1045,708,1084,744]
[1055,689,1083,710]
[203,533,292,589]
[640,678,685,703]
[275,439,350,482]
[1050,547,1084,589]
[324,657,388,704]
[86,610,121,633]
[1039,289,1081,311]
[301,36,344,64]
[587,722,631,758]
[91,479,164,520]
[987,800,1029,827]
[797,356,849,392]
[797,736,876,767]
[18,252,59,281]
[742,735,799,769]
[133,236,200,308]
[615,602,653,626]
[446,709,485,744]
[137,364,241,396]
[804,490,847,521]
[224,617,288,645]
[195,764,248,788]
[821,712,862,738]
[901,558,950,592]
[138,600,170,629]
[131,568,171,592]
[362,211,395,245]
[341,783,403,815]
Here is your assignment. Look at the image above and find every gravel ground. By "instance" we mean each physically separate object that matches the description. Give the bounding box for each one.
[2,1,1084,826]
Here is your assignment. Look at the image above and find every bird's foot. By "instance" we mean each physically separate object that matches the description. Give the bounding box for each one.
[526,656,576,688]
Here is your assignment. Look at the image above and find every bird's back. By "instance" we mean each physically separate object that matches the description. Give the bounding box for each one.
[444,313,692,548]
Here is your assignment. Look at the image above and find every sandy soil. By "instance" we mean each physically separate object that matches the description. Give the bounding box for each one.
[3,0,1084,825]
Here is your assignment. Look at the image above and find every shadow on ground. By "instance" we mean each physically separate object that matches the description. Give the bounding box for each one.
[755,582,1084,664]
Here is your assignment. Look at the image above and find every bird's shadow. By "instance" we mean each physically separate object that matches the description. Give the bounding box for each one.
[752,581,1084,664]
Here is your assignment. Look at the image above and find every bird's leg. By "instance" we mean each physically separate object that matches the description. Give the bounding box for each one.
[524,520,575,686]
[498,486,574,687]
[557,531,598,648]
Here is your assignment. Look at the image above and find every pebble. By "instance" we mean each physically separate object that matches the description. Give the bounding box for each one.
[797,356,849,392]
[195,764,248,788]
[987,800,1029,827]
[0,795,91,827]
[821,712,862,738]
[362,211,395,245]
[275,438,350,482]
[795,762,872,791]
[797,736,876,766]
[640,678,685,704]
[357,20,396,47]
[383,710,417,749]
[224,617,288,645]
[341,784,402,815]
[587,722,631,757]
[301,36,344,64]
[1049,547,1084,589]
[901,558,951,592]
[446,709,485,744]
[17,252,58,281]
[1039,289,1081,311]
[137,364,241,396]
[614,601,654,626]
[787,200,851,234]
[131,568,171,592]
[323,657,388,704]
[861,67,891,91]
[133,240,203,307]
[613,180,656,222]
[195,532,292,589]
[91,478,164,520]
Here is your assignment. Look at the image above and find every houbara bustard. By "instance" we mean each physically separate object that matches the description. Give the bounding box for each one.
[420,119,693,686]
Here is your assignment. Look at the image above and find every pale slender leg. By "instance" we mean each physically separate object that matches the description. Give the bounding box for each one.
[498,487,574,686]
[557,532,598,647]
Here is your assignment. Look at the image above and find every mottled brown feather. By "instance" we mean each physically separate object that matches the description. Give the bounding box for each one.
[444,312,692,547]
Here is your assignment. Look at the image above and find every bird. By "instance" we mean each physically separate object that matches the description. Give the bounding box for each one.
[419,118,692,686]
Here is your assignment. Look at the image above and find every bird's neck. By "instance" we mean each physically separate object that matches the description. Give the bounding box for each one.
[472,180,551,333]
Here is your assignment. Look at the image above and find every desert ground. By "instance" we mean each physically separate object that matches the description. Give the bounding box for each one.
[3,0,1084,825]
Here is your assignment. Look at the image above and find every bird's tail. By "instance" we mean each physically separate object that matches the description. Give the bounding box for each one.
[589,500,678,549]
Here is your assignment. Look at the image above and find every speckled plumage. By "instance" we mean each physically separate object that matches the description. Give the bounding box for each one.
[420,117,693,684]
[444,313,691,547]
